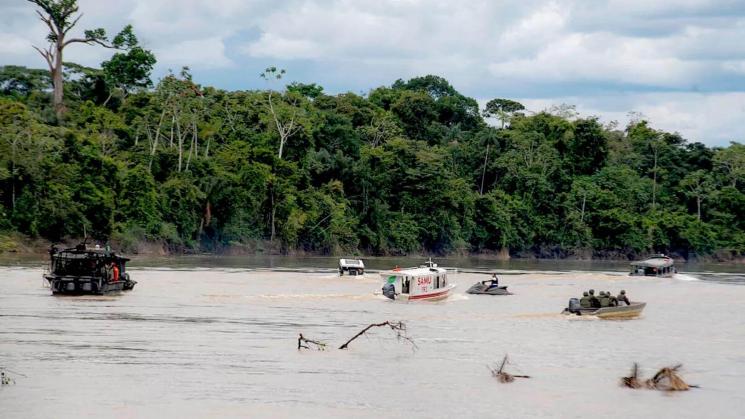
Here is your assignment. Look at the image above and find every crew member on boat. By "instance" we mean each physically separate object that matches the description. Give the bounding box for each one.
[617,290,630,306]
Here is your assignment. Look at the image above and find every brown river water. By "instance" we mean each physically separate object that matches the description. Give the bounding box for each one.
[1,257,744,418]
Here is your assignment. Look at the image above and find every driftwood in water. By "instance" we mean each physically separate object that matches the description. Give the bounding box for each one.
[338,321,416,350]
[488,355,531,383]
[621,363,698,391]
[645,364,696,391]
[1,372,15,385]
[621,363,643,388]
[297,333,327,351]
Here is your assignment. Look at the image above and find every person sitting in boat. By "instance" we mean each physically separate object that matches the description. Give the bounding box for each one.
[579,291,591,308]
[588,289,601,308]
[617,290,630,306]
[480,274,499,290]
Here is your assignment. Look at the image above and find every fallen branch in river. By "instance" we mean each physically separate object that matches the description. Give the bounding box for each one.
[621,363,643,389]
[645,364,697,391]
[488,354,531,383]
[338,321,416,350]
[297,333,327,351]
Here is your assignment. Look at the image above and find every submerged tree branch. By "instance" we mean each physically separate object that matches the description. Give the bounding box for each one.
[338,321,416,350]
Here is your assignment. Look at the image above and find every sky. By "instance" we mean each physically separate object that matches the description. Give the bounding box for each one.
[1,0,744,146]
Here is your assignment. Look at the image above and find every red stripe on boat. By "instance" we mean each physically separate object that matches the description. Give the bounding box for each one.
[409,288,451,300]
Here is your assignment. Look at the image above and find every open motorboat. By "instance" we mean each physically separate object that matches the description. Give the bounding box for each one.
[562,292,645,319]
[380,259,456,302]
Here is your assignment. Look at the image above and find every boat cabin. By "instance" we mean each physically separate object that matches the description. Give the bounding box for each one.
[629,254,675,277]
[339,258,364,276]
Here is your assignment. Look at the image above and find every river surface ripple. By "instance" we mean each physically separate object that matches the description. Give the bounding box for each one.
[1,265,744,418]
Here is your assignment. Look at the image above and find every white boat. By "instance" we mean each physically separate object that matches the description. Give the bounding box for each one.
[380,259,456,302]
[339,258,364,276]
[629,254,676,277]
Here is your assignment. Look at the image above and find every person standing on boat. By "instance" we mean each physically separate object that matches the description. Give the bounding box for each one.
[105,261,120,282]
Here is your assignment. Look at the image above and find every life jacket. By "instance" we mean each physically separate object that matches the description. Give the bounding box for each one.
[112,265,120,282]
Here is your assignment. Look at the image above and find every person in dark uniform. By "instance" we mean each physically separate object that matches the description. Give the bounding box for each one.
[617,290,630,306]
[588,289,600,308]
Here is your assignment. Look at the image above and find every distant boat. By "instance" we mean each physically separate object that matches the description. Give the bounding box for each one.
[629,254,676,277]
[338,258,365,276]
[380,259,456,302]
[43,242,137,295]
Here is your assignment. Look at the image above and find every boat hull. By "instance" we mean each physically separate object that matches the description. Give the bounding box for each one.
[563,302,646,319]
[395,284,456,302]
[46,275,136,295]
[466,283,511,295]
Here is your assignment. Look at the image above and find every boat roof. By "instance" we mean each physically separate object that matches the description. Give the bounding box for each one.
[339,258,364,267]
[53,245,130,262]
[381,266,447,276]
[630,255,673,268]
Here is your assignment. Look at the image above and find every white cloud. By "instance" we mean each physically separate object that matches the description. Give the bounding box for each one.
[2,0,744,146]
[157,37,233,69]
[0,33,31,56]
[516,92,745,146]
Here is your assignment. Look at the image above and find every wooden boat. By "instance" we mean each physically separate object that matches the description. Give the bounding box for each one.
[629,254,676,277]
[43,242,137,295]
[380,259,456,302]
[563,300,646,319]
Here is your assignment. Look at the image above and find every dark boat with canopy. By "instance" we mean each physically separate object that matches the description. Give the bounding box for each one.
[44,242,137,295]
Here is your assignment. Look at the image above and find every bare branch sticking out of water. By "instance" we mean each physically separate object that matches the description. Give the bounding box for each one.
[338,321,417,350]
[488,355,531,383]
[297,333,327,351]
[621,363,642,389]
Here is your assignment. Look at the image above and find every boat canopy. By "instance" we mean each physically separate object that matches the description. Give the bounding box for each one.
[339,258,364,268]
[630,255,673,268]
[50,244,129,278]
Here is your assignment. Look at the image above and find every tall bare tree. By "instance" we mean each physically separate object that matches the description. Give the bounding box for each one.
[260,67,303,160]
[28,0,127,118]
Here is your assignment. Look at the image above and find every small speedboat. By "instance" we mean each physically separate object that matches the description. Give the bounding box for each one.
[562,298,646,319]
[466,282,512,295]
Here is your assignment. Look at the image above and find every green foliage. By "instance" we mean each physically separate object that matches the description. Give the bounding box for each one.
[0,66,52,97]
[0,69,742,257]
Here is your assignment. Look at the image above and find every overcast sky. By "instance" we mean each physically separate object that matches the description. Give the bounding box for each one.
[2,0,744,146]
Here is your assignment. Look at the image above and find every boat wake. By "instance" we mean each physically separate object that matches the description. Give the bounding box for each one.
[674,274,701,281]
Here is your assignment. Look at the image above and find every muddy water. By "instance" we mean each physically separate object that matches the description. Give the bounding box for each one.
[1,265,745,418]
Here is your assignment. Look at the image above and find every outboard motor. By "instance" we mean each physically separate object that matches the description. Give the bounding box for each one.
[567,297,581,314]
[382,283,396,300]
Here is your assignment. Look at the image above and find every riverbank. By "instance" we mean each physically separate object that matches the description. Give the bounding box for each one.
[2,232,743,263]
